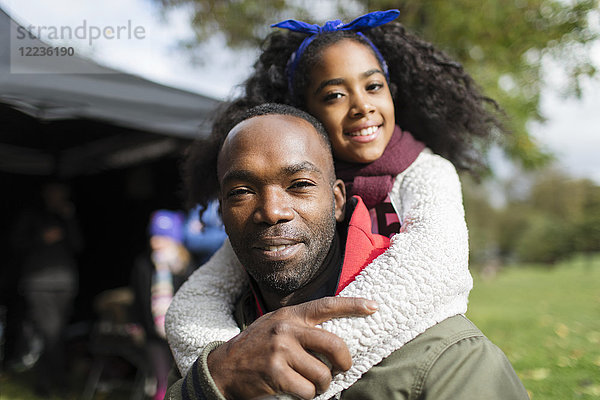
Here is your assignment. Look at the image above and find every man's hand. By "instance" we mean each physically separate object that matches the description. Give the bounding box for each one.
[207,296,378,400]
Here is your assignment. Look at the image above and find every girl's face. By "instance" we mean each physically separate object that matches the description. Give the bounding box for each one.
[304,39,395,163]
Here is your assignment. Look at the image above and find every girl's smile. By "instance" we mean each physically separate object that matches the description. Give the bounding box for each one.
[304,39,395,163]
[345,124,382,143]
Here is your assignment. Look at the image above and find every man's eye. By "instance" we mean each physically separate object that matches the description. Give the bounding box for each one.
[289,181,315,190]
[227,188,252,198]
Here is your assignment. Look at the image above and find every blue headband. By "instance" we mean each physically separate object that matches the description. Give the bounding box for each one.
[271,9,400,95]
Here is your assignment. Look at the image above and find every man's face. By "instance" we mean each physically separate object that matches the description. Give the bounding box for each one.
[217,114,345,295]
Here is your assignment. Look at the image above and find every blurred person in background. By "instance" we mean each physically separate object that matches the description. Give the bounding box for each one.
[11,181,83,397]
[131,209,194,400]
[183,200,227,267]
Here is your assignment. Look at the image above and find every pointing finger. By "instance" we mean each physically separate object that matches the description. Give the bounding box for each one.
[292,296,378,326]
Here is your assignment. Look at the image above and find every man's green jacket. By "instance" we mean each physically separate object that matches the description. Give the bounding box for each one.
[166,311,528,400]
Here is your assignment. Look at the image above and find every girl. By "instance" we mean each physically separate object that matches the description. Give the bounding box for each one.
[166,9,506,399]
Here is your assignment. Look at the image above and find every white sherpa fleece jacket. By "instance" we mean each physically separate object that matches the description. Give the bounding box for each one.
[165,150,473,399]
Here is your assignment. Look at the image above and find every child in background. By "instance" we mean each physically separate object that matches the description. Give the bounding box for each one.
[167,9,507,398]
[131,210,193,400]
[183,200,227,266]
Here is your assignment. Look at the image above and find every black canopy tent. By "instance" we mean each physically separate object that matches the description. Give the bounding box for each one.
[0,7,221,177]
[0,7,222,322]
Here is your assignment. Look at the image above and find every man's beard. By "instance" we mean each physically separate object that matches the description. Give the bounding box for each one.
[231,206,337,296]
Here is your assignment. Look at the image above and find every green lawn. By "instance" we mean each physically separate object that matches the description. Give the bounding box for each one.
[466,254,600,399]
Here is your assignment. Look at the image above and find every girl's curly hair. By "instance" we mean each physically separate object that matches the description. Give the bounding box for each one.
[184,21,506,211]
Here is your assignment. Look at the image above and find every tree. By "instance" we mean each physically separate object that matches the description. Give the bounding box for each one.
[461,175,502,267]
[514,213,574,264]
[491,168,600,265]
[570,179,600,255]
[154,0,598,170]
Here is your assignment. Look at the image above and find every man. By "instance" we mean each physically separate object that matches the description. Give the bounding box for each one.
[166,104,528,399]
[11,181,83,397]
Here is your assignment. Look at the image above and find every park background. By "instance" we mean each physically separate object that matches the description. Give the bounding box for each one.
[0,0,599,399]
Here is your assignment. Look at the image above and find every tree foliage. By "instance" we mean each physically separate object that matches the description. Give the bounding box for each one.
[155,0,598,170]
[463,168,600,266]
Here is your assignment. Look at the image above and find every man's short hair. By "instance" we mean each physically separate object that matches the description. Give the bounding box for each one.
[229,103,332,152]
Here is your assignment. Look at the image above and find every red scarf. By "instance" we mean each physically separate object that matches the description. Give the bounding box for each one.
[335,126,425,209]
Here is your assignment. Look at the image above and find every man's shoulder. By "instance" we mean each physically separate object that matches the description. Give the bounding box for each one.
[409,314,483,347]
[377,314,484,375]
[343,315,528,400]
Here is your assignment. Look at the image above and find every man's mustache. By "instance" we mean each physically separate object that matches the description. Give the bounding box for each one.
[247,224,309,244]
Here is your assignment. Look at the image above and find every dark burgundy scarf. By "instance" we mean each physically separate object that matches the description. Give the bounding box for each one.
[335,126,425,209]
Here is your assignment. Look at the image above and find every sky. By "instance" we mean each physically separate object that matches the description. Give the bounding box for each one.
[2,0,599,183]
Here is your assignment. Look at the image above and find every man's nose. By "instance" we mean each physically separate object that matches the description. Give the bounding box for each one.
[252,188,294,225]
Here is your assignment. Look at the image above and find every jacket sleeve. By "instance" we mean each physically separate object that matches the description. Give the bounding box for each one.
[165,239,247,376]
[421,336,529,400]
[315,150,473,399]
[166,341,227,400]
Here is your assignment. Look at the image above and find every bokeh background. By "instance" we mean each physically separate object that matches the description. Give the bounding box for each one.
[0,1,598,399]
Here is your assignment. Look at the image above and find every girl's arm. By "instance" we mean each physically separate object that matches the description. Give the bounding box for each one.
[315,149,472,399]
[165,239,247,375]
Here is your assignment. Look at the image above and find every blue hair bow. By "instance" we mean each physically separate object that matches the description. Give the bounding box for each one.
[272,9,400,94]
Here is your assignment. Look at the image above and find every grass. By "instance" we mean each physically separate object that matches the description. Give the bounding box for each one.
[0,360,136,400]
[466,254,600,399]
[0,370,73,400]
[2,255,599,399]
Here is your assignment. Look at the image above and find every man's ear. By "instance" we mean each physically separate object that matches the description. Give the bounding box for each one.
[333,179,346,222]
